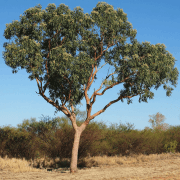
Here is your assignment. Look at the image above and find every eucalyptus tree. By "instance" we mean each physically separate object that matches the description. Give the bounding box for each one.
[3,2,179,173]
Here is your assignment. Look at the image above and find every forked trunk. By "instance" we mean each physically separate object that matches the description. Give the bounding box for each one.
[70,126,85,173]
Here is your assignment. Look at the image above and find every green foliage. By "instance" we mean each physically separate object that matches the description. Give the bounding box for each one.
[107,121,135,133]
[1,109,180,159]
[3,2,178,116]
[164,140,178,153]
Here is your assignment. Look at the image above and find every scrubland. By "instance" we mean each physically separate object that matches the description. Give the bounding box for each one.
[0,114,180,179]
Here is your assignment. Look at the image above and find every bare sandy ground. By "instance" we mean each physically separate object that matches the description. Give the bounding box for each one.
[0,155,180,180]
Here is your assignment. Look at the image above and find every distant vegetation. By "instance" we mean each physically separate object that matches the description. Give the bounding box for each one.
[0,111,180,171]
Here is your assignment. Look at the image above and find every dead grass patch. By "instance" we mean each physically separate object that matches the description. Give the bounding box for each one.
[1,151,179,173]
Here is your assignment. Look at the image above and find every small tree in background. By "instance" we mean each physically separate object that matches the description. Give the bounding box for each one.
[149,112,170,132]
[2,2,179,173]
[145,112,171,133]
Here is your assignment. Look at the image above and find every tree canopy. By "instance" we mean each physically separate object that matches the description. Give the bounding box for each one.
[3,1,179,123]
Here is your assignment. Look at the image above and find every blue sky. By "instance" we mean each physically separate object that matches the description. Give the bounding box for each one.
[0,0,180,131]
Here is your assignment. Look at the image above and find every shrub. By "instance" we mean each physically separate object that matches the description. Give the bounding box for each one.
[164,140,178,153]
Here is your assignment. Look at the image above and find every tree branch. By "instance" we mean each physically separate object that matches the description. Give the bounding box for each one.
[90,70,137,104]
[44,28,66,92]
[35,77,43,93]
[36,88,72,117]
[97,62,108,72]
[82,31,122,122]
[90,70,117,99]
[87,92,141,124]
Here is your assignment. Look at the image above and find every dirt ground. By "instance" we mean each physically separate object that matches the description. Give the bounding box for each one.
[0,154,180,180]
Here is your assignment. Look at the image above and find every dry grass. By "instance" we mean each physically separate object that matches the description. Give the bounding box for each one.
[81,151,180,168]
[0,151,180,173]
[0,155,42,173]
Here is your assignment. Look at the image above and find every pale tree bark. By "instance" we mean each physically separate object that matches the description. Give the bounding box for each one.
[70,128,82,172]
[70,116,88,173]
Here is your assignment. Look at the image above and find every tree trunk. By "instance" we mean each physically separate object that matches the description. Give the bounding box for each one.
[69,112,88,173]
[70,127,83,173]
